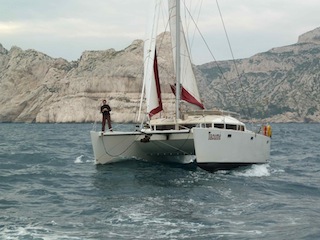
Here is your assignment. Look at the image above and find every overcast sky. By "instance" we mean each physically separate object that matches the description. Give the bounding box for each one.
[1,0,319,64]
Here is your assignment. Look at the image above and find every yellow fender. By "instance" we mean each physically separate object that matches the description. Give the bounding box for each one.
[267,125,272,137]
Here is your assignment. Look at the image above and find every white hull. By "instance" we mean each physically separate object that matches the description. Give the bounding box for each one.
[91,113,272,170]
[193,127,271,171]
[90,130,196,165]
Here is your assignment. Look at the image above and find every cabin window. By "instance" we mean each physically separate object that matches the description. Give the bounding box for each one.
[195,123,211,128]
[214,123,224,129]
[181,124,197,129]
[213,123,244,131]
[156,125,175,130]
[226,124,237,130]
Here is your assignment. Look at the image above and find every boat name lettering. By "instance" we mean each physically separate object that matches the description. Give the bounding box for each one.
[208,132,221,140]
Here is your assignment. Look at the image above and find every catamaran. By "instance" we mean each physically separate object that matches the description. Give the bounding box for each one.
[90,0,271,171]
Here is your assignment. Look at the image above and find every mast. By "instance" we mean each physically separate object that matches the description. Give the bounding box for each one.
[168,0,204,114]
[175,0,181,120]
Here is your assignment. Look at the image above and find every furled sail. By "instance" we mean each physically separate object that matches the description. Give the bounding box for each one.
[168,0,204,109]
[143,0,163,118]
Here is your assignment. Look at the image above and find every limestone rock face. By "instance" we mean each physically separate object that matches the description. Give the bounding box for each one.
[1,27,320,123]
[34,39,146,123]
[298,27,320,44]
[0,45,72,122]
[198,27,320,122]
[0,35,175,123]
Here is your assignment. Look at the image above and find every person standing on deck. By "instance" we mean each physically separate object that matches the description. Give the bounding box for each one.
[100,99,112,132]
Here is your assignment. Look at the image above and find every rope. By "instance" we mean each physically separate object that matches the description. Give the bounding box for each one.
[151,133,192,155]
[177,1,253,119]
[97,129,192,160]
[91,121,97,131]
[215,0,252,118]
[99,133,140,158]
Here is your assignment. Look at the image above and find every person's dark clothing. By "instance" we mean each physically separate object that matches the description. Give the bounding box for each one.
[101,104,112,131]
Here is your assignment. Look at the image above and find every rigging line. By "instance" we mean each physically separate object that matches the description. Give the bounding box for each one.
[150,140,190,155]
[100,134,139,158]
[182,0,203,54]
[156,2,182,99]
[183,4,246,116]
[139,15,157,120]
[150,132,193,155]
[181,0,204,86]
[137,44,149,122]
[152,5,177,113]
[215,0,252,119]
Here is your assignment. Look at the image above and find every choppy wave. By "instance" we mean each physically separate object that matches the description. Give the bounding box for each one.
[232,164,271,177]
[74,155,84,163]
[1,123,320,239]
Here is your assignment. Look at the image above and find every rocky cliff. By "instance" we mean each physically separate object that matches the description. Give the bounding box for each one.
[198,27,320,123]
[0,40,145,123]
[0,28,320,123]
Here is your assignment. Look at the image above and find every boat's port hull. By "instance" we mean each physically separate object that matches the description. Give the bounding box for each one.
[90,130,195,165]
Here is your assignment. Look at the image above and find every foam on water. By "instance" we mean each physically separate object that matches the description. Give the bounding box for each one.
[74,155,84,163]
[232,164,271,177]
[1,225,59,240]
[74,155,95,164]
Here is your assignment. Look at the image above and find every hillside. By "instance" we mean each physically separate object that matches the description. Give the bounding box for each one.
[198,27,320,122]
[0,28,319,123]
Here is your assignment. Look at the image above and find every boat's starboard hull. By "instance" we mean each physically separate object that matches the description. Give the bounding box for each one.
[193,127,271,172]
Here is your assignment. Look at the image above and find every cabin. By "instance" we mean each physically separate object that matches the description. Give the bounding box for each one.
[147,110,246,132]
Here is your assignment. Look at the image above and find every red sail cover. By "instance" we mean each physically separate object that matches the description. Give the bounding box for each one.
[170,84,205,109]
[149,51,163,117]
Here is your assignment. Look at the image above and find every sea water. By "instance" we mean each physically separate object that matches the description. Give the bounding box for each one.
[0,123,319,239]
